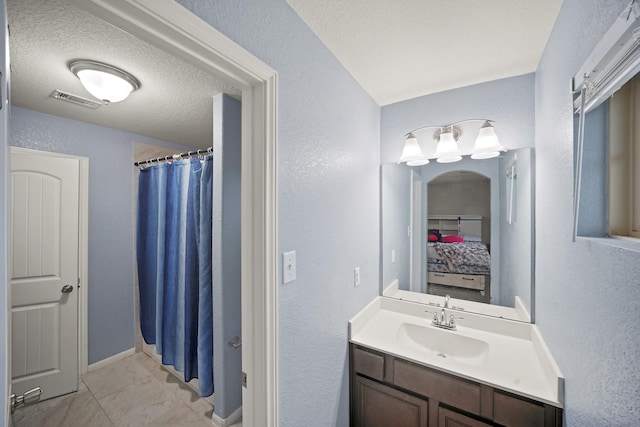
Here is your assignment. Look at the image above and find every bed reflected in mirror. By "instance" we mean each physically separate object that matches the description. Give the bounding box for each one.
[380,148,534,322]
[427,171,491,303]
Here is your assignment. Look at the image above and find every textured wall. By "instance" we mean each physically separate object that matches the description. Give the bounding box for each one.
[498,149,532,313]
[9,107,193,364]
[175,1,381,426]
[381,164,411,291]
[380,74,535,165]
[535,1,640,425]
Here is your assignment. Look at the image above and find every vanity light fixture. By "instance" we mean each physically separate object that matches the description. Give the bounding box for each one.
[399,133,430,166]
[399,119,505,165]
[68,60,140,104]
[470,121,503,159]
[434,126,462,163]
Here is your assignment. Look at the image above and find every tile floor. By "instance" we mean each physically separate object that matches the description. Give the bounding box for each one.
[12,352,241,427]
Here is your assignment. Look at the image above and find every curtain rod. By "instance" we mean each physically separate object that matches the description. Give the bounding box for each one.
[134,147,213,167]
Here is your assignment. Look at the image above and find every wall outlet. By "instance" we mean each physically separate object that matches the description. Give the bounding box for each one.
[391,249,397,263]
[354,267,360,287]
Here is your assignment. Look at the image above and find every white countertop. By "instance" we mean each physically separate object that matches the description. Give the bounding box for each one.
[349,296,564,407]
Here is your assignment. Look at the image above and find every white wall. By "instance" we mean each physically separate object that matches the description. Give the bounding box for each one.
[535,0,640,425]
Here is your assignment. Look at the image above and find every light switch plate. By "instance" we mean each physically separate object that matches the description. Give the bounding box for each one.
[283,251,296,284]
[354,267,360,287]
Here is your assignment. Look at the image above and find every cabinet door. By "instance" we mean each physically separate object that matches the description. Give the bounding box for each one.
[438,407,492,427]
[354,375,428,427]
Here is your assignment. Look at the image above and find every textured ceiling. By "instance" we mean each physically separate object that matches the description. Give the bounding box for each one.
[287,0,563,105]
[7,0,241,149]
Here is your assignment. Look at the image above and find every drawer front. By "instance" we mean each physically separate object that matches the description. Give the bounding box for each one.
[493,391,545,427]
[353,347,384,381]
[428,272,485,290]
[394,360,481,416]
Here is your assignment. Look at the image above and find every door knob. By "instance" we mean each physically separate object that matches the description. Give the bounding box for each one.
[61,285,74,294]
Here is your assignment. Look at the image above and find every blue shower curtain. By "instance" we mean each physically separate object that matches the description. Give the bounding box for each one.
[137,156,213,397]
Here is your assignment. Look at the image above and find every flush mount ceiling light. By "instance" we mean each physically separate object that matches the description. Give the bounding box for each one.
[399,119,505,166]
[68,60,140,104]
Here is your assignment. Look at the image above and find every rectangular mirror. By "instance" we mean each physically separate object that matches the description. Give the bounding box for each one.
[381,148,534,322]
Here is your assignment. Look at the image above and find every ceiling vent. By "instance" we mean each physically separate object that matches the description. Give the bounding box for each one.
[50,90,102,109]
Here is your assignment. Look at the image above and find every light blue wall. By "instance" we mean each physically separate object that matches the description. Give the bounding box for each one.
[212,94,242,419]
[381,164,411,291]
[381,74,535,165]
[498,149,533,312]
[175,1,381,426]
[535,1,640,425]
[9,107,193,364]
[577,103,609,237]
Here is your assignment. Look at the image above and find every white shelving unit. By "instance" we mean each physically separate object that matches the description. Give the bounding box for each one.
[427,215,482,238]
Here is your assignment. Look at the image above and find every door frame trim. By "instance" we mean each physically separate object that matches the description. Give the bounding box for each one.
[9,147,90,379]
[69,1,279,425]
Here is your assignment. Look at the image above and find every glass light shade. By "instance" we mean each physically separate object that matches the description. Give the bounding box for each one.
[435,130,462,163]
[406,158,429,166]
[399,135,427,164]
[76,69,135,103]
[471,123,504,159]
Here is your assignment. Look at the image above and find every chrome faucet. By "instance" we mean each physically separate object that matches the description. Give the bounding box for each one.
[425,308,463,331]
[444,294,450,309]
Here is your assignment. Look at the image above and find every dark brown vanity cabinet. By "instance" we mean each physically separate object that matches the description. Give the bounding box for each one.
[350,344,562,427]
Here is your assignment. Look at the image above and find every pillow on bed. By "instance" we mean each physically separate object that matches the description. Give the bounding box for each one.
[442,235,464,243]
[428,233,439,242]
[428,229,442,242]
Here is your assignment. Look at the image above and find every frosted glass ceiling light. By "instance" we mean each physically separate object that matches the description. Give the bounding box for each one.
[399,133,429,165]
[69,60,140,104]
[434,127,462,163]
[471,121,504,159]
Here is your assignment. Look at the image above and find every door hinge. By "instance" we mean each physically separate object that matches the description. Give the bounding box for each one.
[241,371,247,388]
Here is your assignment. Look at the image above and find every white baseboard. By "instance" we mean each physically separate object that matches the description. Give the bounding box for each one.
[88,348,136,372]
[211,405,242,427]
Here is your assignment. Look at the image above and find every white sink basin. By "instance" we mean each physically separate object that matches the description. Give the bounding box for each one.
[396,323,489,366]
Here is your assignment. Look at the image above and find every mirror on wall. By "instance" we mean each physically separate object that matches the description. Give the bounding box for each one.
[381,148,534,322]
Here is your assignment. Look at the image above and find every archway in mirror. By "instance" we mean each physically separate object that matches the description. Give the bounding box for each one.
[426,171,491,304]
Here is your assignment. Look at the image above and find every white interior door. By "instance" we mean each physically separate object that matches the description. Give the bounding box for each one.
[10,148,80,401]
